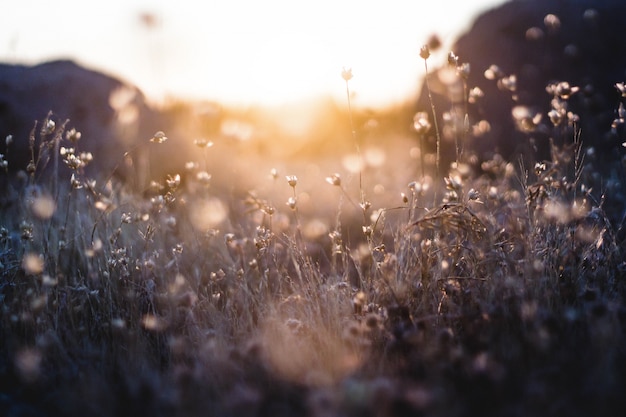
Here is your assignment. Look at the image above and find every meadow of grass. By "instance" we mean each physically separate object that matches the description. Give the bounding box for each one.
[1,40,626,417]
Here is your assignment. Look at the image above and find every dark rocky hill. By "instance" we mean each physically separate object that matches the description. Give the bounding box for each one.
[417,0,626,168]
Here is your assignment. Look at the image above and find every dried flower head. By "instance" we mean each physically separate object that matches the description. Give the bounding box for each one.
[419,45,430,60]
[457,62,470,79]
[484,64,504,80]
[150,131,168,143]
[41,118,56,135]
[196,171,211,185]
[65,128,82,142]
[166,174,181,189]
[468,87,484,104]
[447,51,459,66]
[286,175,298,188]
[547,81,579,100]
[341,67,353,81]
[325,173,342,186]
[193,138,214,148]
[413,112,431,135]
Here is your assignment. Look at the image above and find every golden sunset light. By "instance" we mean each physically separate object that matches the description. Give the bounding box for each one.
[1,0,504,107]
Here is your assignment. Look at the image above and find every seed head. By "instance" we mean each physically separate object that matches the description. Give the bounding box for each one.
[193,138,214,148]
[457,62,470,79]
[447,51,459,66]
[419,45,430,60]
[65,128,82,142]
[41,119,56,135]
[68,173,81,190]
[468,87,484,104]
[150,131,168,143]
[413,112,431,135]
[341,67,353,81]
[286,175,298,188]
[484,64,503,80]
[325,173,342,186]
[166,174,181,189]
[196,171,211,185]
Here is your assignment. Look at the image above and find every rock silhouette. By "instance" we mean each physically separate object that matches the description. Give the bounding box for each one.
[0,60,154,178]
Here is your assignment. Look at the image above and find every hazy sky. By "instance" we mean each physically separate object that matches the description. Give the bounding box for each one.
[1,0,506,106]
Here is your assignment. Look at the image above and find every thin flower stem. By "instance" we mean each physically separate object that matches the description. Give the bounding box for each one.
[344,75,365,207]
[423,58,442,204]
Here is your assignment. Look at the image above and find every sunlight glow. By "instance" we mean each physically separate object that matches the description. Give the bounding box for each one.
[1,0,504,107]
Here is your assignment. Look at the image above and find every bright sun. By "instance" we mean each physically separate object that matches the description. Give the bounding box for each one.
[0,0,505,107]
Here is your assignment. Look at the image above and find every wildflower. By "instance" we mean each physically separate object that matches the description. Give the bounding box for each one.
[325,173,341,186]
[498,74,517,92]
[150,131,168,143]
[548,81,579,100]
[457,62,470,79]
[468,87,484,104]
[484,64,503,80]
[41,119,55,135]
[286,175,298,188]
[401,192,409,204]
[419,45,430,60]
[286,196,297,210]
[413,112,431,135]
[65,128,81,142]
[20,220,33,241]
[166,174,181,189]
[360,201,371,211]
[185,161,199,171]
[80,152,93,164]
[447,51,459,66]
[196,171,211,185]
[548,109,564,126]
[61,147,86,170]
[362,225,373,237]
[270,168,279,180]
[150,195,165,211]
[193,138,214,148]
[444,175,462,192]
[0,154,8,171]
[512,106,542,132]
[467,188,480,201]
[341,67,353,81]
[5,135,12,146]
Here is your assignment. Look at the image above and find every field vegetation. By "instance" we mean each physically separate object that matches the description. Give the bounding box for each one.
[1,29,626,417]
